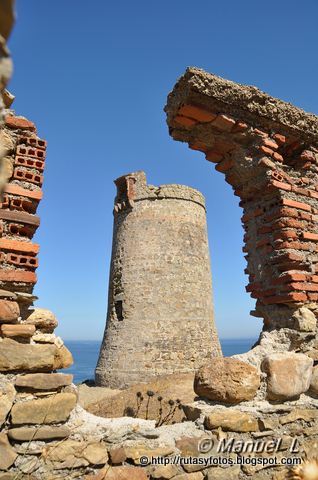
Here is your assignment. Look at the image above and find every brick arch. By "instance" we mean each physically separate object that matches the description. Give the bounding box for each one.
[165,68,318,345]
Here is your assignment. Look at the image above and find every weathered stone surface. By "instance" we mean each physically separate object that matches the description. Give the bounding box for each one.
[8,425,71,441]
[15,373,73,390]
[0,380,15,427]
[32,332,55,343]
[78,383,121,409]
[0,323,35,338]
[174,473,204,480]
[309,365,318,396]
[262,353,313,400]
[204,410,259,432]
[53,345,73,369]
[109,444,174,465]
[91,467,148,480]
[44,438,108,466]
[194,358,260,403]
[292,307,317,331]
[0,433,17,470]
[88,373,194,423]
[24,308,58,332]
[206,466,241,479]
[0,299,19,323]
[0,338,56,372]
[11,392,77,424]
[182,403,202,421]
[280,409,318,425]
[148,464,182,479]
[0,289,16,300]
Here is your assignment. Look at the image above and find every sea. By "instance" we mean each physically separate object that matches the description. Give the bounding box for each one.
[63,338,257,384]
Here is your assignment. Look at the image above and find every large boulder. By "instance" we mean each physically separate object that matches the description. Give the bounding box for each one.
[0,299,19,323]
[262,352,313,401]
[194,358,260,403]
[24,308,58,333]
[11,392,77,425]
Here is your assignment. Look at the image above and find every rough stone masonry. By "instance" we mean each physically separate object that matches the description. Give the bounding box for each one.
[165,67,318,363]
[96,171,222,388]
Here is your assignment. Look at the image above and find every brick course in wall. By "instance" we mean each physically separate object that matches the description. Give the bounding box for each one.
[165,68,318,336]
[0,114,45,296]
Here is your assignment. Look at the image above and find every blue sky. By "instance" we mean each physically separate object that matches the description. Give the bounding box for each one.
[7,0,318,340]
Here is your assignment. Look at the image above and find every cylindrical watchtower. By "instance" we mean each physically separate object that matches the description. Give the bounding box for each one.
[95,171,222,388]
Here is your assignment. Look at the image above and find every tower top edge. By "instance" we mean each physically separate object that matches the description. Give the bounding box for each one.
[113,171,206,209]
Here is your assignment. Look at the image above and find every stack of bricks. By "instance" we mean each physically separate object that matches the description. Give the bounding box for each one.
[165,68,318,332]
[0,113,45,315]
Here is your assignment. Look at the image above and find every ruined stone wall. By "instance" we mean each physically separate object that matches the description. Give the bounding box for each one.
[96,171,221,388]
[165,68,318,362]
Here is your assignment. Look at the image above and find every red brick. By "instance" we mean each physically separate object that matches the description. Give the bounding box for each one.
[4,184,43,201]
[258,157,276,169]
[13,168,43,186]
[215,158,234,173]
[281,198,311,212]
[272,218,304,230]
[309,190,318,199]
[308,293,318,301]
[5,115,36,131]
[263,138,279,150]
[274,241,312,251]
[300,150,316,163]
[178,104,216,123]
[18,135,47,150]
[0,239,39,254]
[0,270,37,283]
[291,186,310,196]
[260,146,275,156]
[232,121,248,132]
[6,253,38,270]
[212,114,236,132]
[205,151,223,163]
[16,145,45,160]
[268,180,291,191]
[311,275,318,283]
[273,134,286,145]
[15,156,45,172]
[272,273,307,285]
[262,293,307,304]
[286,283,318,292]
[273,152,284,163]
[302,232,318,241]
[273,230,298,241]
[174,115,197,127]
[299,211,312,221]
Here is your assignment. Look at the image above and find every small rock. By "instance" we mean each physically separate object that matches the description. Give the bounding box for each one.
[83,442,108,465]
[205,466,240,479]
[32,332,55,343]
[292,307,317,332]
[11,392,77,425]
[182,404,202,421]
[109,444,174,465]
[14,292,38,304]
[92,466,148,480]
[53,345,73,369]
[0,432,17,470]
[262,352,313,401]
[0,300,19,323]
[15,373,73,390]
[17,456,39,474]
[8,425,71,441]
[204,410,259,432]
[194,358,260,404]
[309,365,318,396]
[148,464,181,479]
[0,323,35,338]
[24,308,58,333]
[280,409,318,425]
[0,380,15,427]
[173,473,204,480]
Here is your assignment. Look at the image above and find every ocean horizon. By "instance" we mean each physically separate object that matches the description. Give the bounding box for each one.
[63,338,258,384]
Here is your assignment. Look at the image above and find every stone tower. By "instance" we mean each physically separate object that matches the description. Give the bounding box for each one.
[95,171,222,388]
